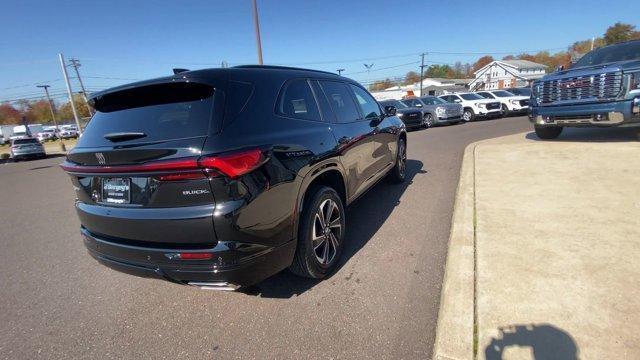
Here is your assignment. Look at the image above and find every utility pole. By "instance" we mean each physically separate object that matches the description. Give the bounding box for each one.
[59,53,82,134]
[590,36,595,50]
[36,85,66,152]
[68,58,94,115]
[419,53,427,97]
[364,63,374,75]
[251,0,264,64]
[336,68,345,76]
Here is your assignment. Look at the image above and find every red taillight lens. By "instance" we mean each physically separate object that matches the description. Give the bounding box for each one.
[176,252,213,260]
[60,149,265,179]
[199,149,265,179]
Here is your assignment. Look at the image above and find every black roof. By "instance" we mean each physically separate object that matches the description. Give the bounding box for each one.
[88,65,343,101]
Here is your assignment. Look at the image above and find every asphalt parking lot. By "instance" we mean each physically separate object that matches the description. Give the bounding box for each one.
[0,116,532,359]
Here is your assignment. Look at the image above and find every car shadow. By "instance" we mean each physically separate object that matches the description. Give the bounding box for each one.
[241,159,426,298]
[484,323,578,360]
[525,126,639,142]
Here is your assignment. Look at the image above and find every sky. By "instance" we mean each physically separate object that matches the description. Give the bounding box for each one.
[0,0,639,102]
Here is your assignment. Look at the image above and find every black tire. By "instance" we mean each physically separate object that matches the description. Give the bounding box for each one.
[534,125,563,140]
[424,113,434,128]
[501,104,509,117]
[388,137,406,183]
[290,186,345,279]
[462,108,475,122]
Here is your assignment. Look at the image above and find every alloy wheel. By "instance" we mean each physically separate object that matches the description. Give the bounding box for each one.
[424,114,434,127]
[463,110,472,121]
[398,140,406,178]
[312,199,342,265]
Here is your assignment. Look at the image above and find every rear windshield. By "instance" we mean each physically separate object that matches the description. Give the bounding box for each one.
[13,138,39,144]
[81,82,214,146]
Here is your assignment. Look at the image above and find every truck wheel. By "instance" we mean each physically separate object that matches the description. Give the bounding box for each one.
[463,108,475,122]
[290,186,345,279]
[534,125,563,140]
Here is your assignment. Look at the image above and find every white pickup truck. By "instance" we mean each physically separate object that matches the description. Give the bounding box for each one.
[476,90,529,116]
[439,93,502,121]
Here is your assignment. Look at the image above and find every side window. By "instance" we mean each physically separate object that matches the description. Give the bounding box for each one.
[404,98,417,107]
[277,79,321,121]
[318,81,360,123]
[441,96,451,103]
[350,85,381,120]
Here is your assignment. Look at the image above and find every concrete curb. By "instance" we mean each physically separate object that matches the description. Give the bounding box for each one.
[432,143,477,360]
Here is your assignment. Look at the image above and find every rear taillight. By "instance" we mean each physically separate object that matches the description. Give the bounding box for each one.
[199,149,265,179]
[60,149,266,180]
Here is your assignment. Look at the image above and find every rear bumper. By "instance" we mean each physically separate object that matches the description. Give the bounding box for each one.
[11,150,46,159]
[530,99,640,128]
[81,227,297,288]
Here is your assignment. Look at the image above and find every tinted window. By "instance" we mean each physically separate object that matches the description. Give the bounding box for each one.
[350,85,381,120]
[277,79,321,121]
[460,93,484,100]
[83,82,214,146]
[319,81,360,123]
[379,100,407,109]
[13,138,39,144]
[421,97,446,105]
[493,90,515,97]
[477,92,494,99]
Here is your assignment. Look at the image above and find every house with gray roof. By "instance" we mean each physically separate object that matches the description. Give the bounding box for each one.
[469,59,547,91]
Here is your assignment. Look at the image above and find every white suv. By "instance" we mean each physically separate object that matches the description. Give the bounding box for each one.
[439,93,502,121]
[476,90,529,116]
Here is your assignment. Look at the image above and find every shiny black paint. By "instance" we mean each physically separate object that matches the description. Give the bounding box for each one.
[64,66,406,287]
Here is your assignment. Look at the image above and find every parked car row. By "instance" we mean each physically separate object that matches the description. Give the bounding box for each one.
[379,96,464,130]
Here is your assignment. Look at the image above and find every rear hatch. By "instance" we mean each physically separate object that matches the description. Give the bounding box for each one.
[63,82,220,247]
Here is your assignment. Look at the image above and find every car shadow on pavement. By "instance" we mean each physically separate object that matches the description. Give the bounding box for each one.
[484,323,578,360]
[525,126,639,142]
[242,159,426,298]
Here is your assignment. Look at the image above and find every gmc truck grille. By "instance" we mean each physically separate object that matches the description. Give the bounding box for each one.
[538,71,623,105]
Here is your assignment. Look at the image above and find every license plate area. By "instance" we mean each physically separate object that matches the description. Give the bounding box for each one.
[102,178,131,204]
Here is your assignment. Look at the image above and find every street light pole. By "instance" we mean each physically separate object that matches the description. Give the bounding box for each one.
[251,0,264,65]
[36,85,66,152]
[337,68,345,76]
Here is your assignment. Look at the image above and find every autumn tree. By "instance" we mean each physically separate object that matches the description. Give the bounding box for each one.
[58,94,91,120]
[0,103,22,125]
[604,22,640,45]
[472,56,494,73]
[26,100,54,123]
[403,71,421,85]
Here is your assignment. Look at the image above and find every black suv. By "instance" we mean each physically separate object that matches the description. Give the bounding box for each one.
[61,66,407,290]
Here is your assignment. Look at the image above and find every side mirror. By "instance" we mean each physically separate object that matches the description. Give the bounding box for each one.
[384,105,397,116]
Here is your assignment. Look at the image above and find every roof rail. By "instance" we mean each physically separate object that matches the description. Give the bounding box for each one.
[233,65,339,76]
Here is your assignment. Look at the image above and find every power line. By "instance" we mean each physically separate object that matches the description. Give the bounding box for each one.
[344,61,420,76]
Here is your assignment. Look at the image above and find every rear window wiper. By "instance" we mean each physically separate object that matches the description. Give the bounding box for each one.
[104,132,147,141]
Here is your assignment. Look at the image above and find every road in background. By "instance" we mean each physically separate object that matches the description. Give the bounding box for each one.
[0,117,532,359]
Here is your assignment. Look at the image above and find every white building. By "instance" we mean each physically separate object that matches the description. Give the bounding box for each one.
[469,59,546,91]
[370,77,472,100]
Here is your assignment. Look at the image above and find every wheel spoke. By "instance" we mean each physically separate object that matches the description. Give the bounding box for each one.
[328,232,339,254]
[329,217,341,230]
[322,240,329,264]
[324,200,334,226]
[316,209,326,228]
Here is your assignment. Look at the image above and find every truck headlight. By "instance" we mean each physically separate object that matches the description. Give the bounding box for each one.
[626,71,640,93]
[509,99,519,105]
[476,102,486,108]
[436,107,445,116]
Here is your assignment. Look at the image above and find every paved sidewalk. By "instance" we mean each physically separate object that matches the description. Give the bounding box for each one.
[435,128,640,359]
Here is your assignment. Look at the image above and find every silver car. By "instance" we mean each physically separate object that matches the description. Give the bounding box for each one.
[402,96,464,126]
[10,137,46,160]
